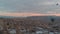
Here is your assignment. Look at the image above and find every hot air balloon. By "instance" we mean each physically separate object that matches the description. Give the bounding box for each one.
[56,3,59,5]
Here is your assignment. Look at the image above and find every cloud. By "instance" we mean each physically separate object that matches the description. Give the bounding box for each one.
[47,11,56,14]
[0,0,60,15]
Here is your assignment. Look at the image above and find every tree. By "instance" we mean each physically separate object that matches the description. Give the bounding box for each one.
[51,18,55,23]
[50,18,57,34]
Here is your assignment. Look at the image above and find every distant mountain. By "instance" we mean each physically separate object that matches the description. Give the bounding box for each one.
[0,16,16,18]
[0,16,27,19]
[26,16,60,24]
[26,16,57,20]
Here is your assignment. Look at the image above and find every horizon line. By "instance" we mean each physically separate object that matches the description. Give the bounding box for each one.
[0,13,60,17]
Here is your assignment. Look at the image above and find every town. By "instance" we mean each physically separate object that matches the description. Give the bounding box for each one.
[0,16,60,34]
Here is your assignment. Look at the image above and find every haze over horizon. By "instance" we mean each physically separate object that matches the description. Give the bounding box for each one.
[0,0,60,16]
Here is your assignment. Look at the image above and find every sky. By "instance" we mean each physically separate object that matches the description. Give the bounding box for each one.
[0,0,60,16]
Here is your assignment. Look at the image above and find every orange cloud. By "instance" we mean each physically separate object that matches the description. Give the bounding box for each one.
[0,13,41,16]
[0,12,60,16]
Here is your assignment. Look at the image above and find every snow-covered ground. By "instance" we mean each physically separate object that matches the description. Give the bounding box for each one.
[8,29,16,34]
[1,27,60,34]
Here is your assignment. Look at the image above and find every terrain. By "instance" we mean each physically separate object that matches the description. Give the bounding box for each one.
[0,16,60,34]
